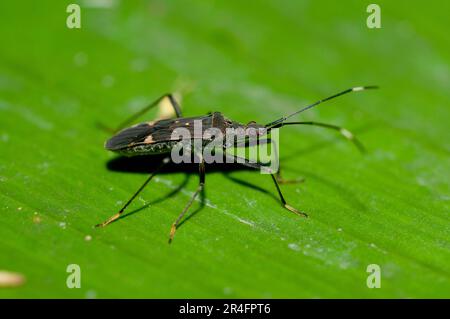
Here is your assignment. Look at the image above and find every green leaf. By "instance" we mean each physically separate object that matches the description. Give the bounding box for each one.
[0,1,448,298]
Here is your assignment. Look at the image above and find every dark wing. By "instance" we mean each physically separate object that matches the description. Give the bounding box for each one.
[105,122,156,151]
[105,115,216,151]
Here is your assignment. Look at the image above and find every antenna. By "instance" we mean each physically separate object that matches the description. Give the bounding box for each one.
[265,86,378,128]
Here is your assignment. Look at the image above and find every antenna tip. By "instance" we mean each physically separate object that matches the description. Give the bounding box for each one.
[352,85,379,91]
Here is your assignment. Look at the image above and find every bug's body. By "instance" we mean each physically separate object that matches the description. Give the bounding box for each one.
[96,87,377,243]
[105,112,262,156]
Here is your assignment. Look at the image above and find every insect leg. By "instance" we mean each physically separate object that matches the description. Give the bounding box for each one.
[234,137,304,184]
[224,152,307,218]
[262,137,304,184]
[169,159,205,243]
[98,93,183,134]
[95,157,171,228]
[275,167,305,184]
[270,174,307,217]
[279,121,366,153]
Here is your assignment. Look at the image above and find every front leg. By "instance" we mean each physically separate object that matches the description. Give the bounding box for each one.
[258,137,304,184]
[224,151,307,218]
[276,166,305,184]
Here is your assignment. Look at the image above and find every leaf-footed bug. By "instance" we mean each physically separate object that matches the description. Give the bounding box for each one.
[95,86,378,242]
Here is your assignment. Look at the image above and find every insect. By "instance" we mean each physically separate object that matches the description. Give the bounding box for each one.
[96,86,377,242]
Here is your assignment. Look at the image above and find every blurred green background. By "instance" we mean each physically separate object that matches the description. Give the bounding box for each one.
[0,0,448,298]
